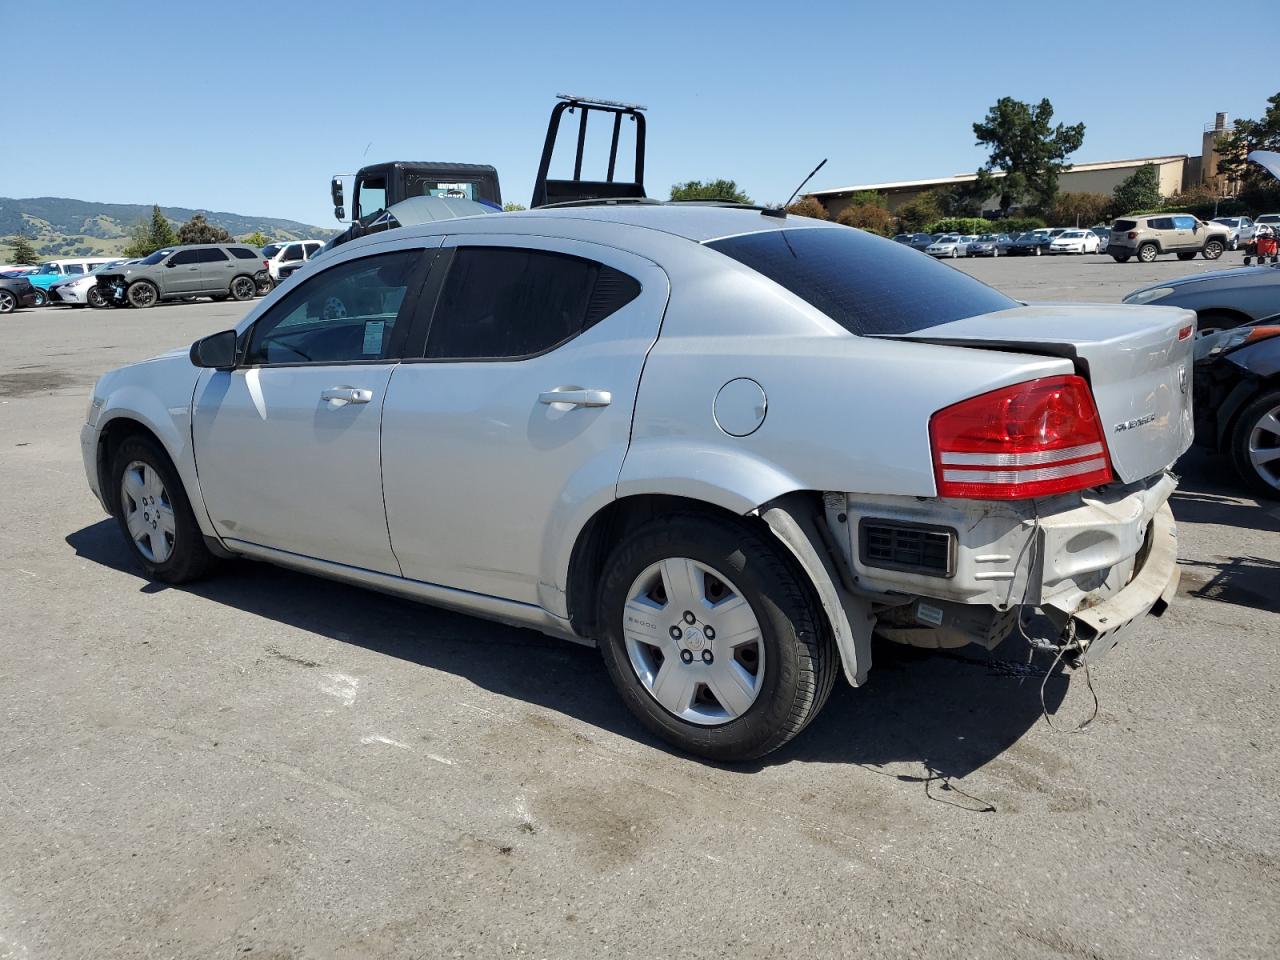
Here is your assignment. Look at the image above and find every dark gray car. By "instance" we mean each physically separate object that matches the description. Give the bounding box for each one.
[1123,263,1280,334]
[96,243,265,309]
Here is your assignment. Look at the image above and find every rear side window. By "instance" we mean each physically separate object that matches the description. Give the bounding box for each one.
[198,248,229,262]
[706,227,1015,336]
[425,248,641,360]
[228,247,258,260]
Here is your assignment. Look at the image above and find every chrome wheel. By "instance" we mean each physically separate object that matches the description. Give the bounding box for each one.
[32,289,47,307]
[0,290,14,314]
[622,558,765,725]
[1247,403,1280,492]
[120,460,176,563]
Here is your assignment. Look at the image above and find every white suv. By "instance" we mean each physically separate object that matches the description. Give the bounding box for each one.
[262,241,324,282]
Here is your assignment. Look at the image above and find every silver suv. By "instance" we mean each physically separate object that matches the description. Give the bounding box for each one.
[1108,214,1229,264]
[96,244,266,308]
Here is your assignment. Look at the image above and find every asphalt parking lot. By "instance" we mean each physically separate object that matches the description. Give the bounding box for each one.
[2,253,1277,960]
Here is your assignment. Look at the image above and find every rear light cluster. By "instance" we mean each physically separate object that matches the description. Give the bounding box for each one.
[1127,231,1138,239]
[929,375,1114,500]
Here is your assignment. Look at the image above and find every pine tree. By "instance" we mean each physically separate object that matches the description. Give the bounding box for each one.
[10,233,39,265]
[177,213,233,245]
[149,205,177,248]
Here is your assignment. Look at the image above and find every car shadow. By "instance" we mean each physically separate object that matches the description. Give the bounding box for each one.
[1171,447,1280,532]
[67,519,1069,793]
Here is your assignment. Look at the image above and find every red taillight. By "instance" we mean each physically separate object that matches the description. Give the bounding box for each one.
[263,260,269,270]
[1127,231,1138,239]
[1178,324,1194,341]
[929,375,1114,500]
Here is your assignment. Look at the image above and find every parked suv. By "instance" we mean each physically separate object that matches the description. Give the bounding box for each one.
[262,240,324,283]
[1108,215,1229,263]
[96,244,265,308]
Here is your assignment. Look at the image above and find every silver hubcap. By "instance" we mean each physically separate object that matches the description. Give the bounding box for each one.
[623,558,765,725]
[1247,404,1280,491]
[121,461,176,563]
[0,291,13,312]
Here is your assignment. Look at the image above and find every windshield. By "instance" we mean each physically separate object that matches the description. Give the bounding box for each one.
[706,227,1016,337]
[138,249,174,266]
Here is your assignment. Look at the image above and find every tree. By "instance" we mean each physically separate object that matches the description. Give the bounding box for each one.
[896,190,945,231]
[502,202,527,212]
[670,179,752,204]
[1216,92,1280,213]
[845,190,886,208]
[784,195,830,220]
[836,203,894,236]
[972,97,1085,214]
[177,213,233,245]
[123,205,178,258]
[1112,165,1163,214]
[1047,192,1113,227]
[9,232,39,265]
[241,230,271,247]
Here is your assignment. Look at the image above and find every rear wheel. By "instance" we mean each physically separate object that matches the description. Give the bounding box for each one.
[1230,389,1280,500]
[126,280,158,309]
[1138,243,1159,263]
[229,275,256,301]
[111,435,215,582]
[31,289,47,307]
[1202,240,1224,260]
[597,513,838,762]
[0,290,15,314]
[1177,251,1197,261]
[1034,246,1041,256]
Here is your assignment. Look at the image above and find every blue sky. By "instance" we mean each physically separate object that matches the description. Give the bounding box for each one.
[4,0,1275,228]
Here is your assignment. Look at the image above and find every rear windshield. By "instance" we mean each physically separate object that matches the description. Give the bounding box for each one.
[706,227,1016,336]
[1113,220,1137,231]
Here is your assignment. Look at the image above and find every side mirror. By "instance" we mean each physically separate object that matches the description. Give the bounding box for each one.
[190,329,238,370]
[330,176,344,208]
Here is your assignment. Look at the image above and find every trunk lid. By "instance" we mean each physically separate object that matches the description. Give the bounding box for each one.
[884,304,1195,484]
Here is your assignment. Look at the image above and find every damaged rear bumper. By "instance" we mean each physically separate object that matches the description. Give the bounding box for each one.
[1047,502,1179,663]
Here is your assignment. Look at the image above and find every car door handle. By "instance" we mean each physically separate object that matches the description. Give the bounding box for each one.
[321,386,374,405]
[538,388,611,408]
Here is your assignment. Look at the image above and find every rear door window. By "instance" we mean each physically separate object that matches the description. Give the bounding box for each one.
[705,227,1015,336]
[281,244,303,262]
[198,248,229,262]
[423,247,641,360]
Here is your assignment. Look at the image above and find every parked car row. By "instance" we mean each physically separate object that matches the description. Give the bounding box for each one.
[895,226,1113,258]
[0,238,327,313]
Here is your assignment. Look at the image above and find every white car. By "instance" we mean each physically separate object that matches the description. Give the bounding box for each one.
[925,234,977,258]
[81,206,1190,761]
[47,260,135,307]
[262,240,324,282]
[1049,229,1101,255]
[1211,216,1255,250]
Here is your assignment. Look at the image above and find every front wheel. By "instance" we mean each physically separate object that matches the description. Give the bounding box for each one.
[126,280,158,309]
[1202,240,1224,260]
[111,435,215,582]
[597,514,838,762]
[229,275,256,301]
[1231,390,1280,499]
[0,290,16,314]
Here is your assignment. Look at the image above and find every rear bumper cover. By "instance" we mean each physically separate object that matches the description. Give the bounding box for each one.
[1053,502,1178,663]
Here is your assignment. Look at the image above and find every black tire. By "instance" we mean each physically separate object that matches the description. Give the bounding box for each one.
[31,289,47,307]
[86,286,108,309]
[126,280,158,309]
[596,513,838,762]
[1138,243,1159,263]
[1202,240,1224,260]
[210,294,229,302]
[1177,251,1197,261]
[229,275,256,301]
[1112,254,1131,263]
[0,290,15,314]
[1196,310,1246,337]
[110,434,215,583]
[1229,389,1280,500]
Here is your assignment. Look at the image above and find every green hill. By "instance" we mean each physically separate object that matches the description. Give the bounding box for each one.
[0,196,337,261]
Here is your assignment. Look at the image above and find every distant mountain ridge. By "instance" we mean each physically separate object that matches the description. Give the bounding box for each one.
[0,196,336,259]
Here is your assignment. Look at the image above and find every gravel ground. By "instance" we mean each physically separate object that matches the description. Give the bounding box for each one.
[1,253,1276,960]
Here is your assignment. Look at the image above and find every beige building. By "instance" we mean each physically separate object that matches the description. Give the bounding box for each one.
[812,114,1231,219]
